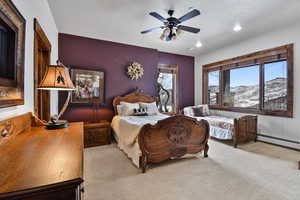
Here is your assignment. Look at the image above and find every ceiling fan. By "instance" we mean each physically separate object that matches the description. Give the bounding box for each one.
[141,9,201,41]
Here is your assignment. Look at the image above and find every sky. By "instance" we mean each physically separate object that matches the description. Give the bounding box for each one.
[158,72,173,89]
[208,61,287,87]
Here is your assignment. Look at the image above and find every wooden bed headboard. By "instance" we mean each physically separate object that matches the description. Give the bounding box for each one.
[112,88,157,114]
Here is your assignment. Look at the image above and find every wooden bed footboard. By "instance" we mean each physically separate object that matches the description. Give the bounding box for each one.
[233,115,257,148]
[138,115,210,173]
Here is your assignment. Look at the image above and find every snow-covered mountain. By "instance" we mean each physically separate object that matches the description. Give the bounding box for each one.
[209,77,287,108]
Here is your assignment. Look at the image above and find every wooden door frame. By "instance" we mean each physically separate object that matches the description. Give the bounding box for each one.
[34,18,51,120]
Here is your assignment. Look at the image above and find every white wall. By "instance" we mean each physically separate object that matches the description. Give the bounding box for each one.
[0,0,58,120]
[195,22,300,149]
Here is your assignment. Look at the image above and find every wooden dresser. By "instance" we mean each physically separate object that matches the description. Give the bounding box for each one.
[0,113,84,200]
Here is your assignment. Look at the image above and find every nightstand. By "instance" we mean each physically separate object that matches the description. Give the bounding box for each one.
[84,120,111,148]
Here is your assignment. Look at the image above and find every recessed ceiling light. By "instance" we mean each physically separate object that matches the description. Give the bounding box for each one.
[233,24,242,32]
[195,41,202,48]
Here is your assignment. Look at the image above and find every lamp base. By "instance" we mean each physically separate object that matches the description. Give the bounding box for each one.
[45,120,69,130]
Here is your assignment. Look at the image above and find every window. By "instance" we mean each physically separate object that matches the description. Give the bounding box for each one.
[264,61,287,111]
[157,65,178,113]
[203,44,293,117]
[208,71,220,105]
[223,65,260,109]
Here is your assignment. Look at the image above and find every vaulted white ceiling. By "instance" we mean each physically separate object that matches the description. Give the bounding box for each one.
[48,0,300,56]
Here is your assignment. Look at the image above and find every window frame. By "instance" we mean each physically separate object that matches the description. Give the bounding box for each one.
[202,44,293,117]
[207,70,221,106]
[157,64,179,114]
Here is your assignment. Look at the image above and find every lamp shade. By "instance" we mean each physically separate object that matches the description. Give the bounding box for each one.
[38,64,75,91]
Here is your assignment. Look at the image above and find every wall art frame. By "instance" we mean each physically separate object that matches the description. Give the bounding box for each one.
[70,67,105,105]
[0,0,26,108]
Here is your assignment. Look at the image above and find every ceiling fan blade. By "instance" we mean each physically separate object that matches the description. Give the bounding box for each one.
[141,26,164,34]
[177,25,200,33]
[149,12,167,22]
[178,9,200,23]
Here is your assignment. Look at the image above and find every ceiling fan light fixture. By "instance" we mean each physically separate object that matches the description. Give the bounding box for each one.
[141,9,201,41]
[176,28,182,36]
[160,33,165,40]
[163,27,171,36]
[172,34,177,40]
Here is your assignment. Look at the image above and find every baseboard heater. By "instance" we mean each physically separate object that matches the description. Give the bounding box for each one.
[257,133,300,144]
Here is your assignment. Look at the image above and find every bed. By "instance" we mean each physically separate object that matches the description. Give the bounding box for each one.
[184,105,257,148]
[111,89,210,173]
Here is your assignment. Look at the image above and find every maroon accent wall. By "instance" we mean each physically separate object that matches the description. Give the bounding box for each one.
[58,33,194,122]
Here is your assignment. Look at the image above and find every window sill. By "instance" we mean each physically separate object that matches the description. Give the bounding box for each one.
[208,106,293,118]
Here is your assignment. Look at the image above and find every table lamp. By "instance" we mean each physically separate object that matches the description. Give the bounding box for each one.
[38,61,75,129]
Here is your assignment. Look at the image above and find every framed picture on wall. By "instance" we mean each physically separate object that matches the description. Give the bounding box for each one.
[0,0,26,108]
[70,68,105,104]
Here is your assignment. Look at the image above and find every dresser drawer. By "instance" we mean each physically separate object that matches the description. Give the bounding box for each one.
[2,181,83,200]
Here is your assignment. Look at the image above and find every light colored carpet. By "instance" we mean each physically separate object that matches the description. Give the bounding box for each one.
[83,140,300,200]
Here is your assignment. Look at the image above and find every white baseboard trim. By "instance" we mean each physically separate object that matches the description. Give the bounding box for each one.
[257,135,300,150]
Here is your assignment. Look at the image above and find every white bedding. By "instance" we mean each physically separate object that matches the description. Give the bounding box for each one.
[183,105,235,140]
[111,113,169,167]
[193,115,234,140]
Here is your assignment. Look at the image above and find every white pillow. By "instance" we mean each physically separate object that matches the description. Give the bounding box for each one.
[199,104,210,116]
[119,102,140,116]
[117,105,123,115]
[140,102,159,115]
[183,104,210,117]
[183,106,194,116]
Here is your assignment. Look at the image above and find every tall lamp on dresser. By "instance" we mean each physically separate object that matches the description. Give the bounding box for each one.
[38,60,75,129]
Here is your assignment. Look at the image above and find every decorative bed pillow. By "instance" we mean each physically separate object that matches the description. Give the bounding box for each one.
[119,102,140,116]
[117,105,123,115]
[192,107,206,117]
[183,106,194,116]
[201,104,210,116]
[184,104,210,117]
[140,102,159,115]
[132,108,148,116]
[192,105,210,116]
